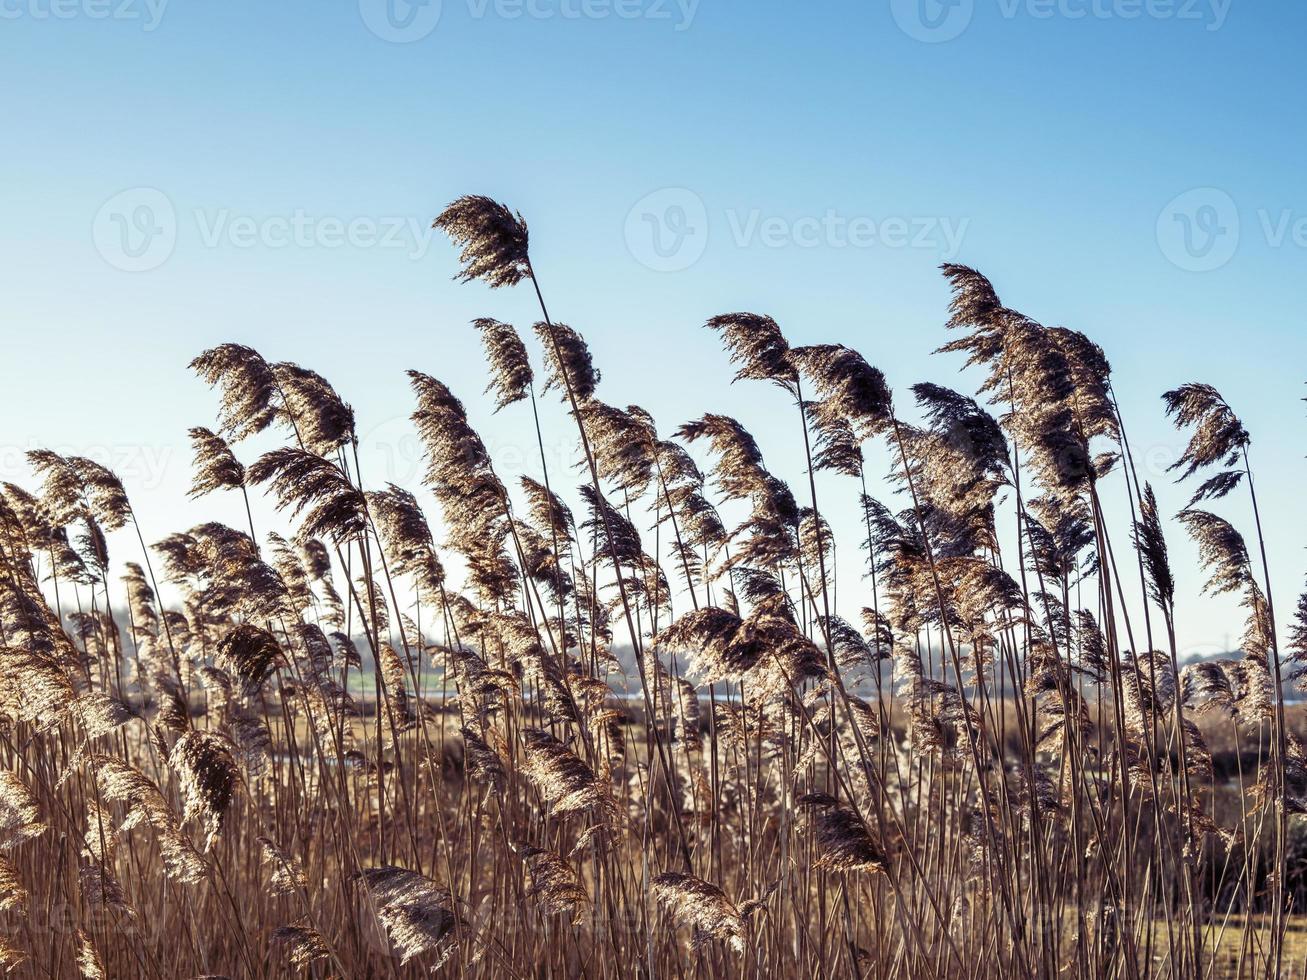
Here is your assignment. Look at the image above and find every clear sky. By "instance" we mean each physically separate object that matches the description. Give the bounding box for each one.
[2,0,1303,660]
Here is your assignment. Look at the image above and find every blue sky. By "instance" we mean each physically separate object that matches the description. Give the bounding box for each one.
[1,0,1303,658]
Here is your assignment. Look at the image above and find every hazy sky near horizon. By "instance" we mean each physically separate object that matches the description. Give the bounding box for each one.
[2,0,1304,660]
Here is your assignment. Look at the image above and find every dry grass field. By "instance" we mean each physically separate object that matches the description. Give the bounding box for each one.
[0,194,1304,977]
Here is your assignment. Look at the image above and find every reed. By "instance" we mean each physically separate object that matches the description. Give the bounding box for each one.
[0,195,1300,977]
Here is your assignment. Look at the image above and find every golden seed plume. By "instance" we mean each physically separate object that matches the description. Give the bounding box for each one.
[434,195,530,288]
[652,871,747,954]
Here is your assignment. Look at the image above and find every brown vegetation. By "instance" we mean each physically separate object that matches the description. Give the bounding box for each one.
[0,195,1303,977]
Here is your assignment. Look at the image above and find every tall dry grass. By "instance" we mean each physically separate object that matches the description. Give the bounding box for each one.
[0,194,1303,977]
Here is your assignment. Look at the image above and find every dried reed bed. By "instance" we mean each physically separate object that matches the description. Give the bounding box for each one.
[0,195,1304,977]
